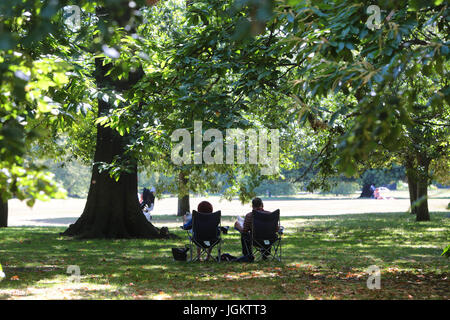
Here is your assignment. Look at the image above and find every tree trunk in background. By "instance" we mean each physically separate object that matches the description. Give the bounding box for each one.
[177,171,190,216]
[0,200,7,228]
[406,169,418,215]
[416,178,430,221]
[178,194,190,216]
[416,156,430,222]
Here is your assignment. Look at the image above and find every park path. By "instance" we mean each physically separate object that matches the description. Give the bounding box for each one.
[7,192,449,227]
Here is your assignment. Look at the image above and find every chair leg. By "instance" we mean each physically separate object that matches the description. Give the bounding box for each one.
[253,240,282,262]
[272,240,281,262]
[252,247,263,262]
[279,240,282,262]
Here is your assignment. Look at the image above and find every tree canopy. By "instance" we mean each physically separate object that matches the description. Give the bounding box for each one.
[0,0,448,230]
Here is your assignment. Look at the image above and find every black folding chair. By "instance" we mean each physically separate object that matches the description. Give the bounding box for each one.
[187,210,223,262]
[251,209,282,262]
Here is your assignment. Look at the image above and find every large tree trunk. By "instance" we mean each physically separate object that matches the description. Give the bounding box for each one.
[61,54,171,238]
[61,105,167,238]
[177,171,190,216]
[0,199,7,228]
[62,2,173,239]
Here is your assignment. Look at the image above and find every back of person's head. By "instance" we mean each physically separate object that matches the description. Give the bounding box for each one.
[142,188,150,201]
[197,201,213,213]
[252,197,263,209]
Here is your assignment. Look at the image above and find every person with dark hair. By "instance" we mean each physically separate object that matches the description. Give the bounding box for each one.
[182,201,215,261]
[235,197,279,261]
[182,201,213,230]
[141,187,156,221]
[235,197,264,234]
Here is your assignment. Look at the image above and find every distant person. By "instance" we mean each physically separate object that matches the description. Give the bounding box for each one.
[373,187,385,200]
[140,187,155,210]
[141,187,155,221]
[375,187,393,200]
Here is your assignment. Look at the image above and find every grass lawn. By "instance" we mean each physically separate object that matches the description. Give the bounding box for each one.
[0,212,449,300]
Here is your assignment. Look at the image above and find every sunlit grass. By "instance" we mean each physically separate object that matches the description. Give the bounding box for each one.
[0,212,449,299]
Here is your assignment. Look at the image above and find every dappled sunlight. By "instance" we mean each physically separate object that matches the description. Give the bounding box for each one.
[0,272,120,300]
[425,228,447,232]
[195,269,280,282]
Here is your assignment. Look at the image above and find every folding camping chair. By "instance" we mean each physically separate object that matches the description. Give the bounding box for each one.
[187,210,223,262]
[250,209,282,262]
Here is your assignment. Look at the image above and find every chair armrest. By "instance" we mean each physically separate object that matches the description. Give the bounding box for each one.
[234,226,241,232]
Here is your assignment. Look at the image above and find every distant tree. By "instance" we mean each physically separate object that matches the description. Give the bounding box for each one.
[271,0,449,221]
[0,201,7,228]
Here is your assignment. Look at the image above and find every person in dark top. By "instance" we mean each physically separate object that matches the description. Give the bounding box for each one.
[235,197,280,261]
[141,187,155,221]
[140,187,155,209]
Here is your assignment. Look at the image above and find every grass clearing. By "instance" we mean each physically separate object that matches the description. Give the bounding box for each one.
[0,212,449,300]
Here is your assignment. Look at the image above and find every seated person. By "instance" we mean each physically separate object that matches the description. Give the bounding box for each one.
[141,187,155,210]
[141,187,156,222]
[182,201,215,261]
[234,197,282,260]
